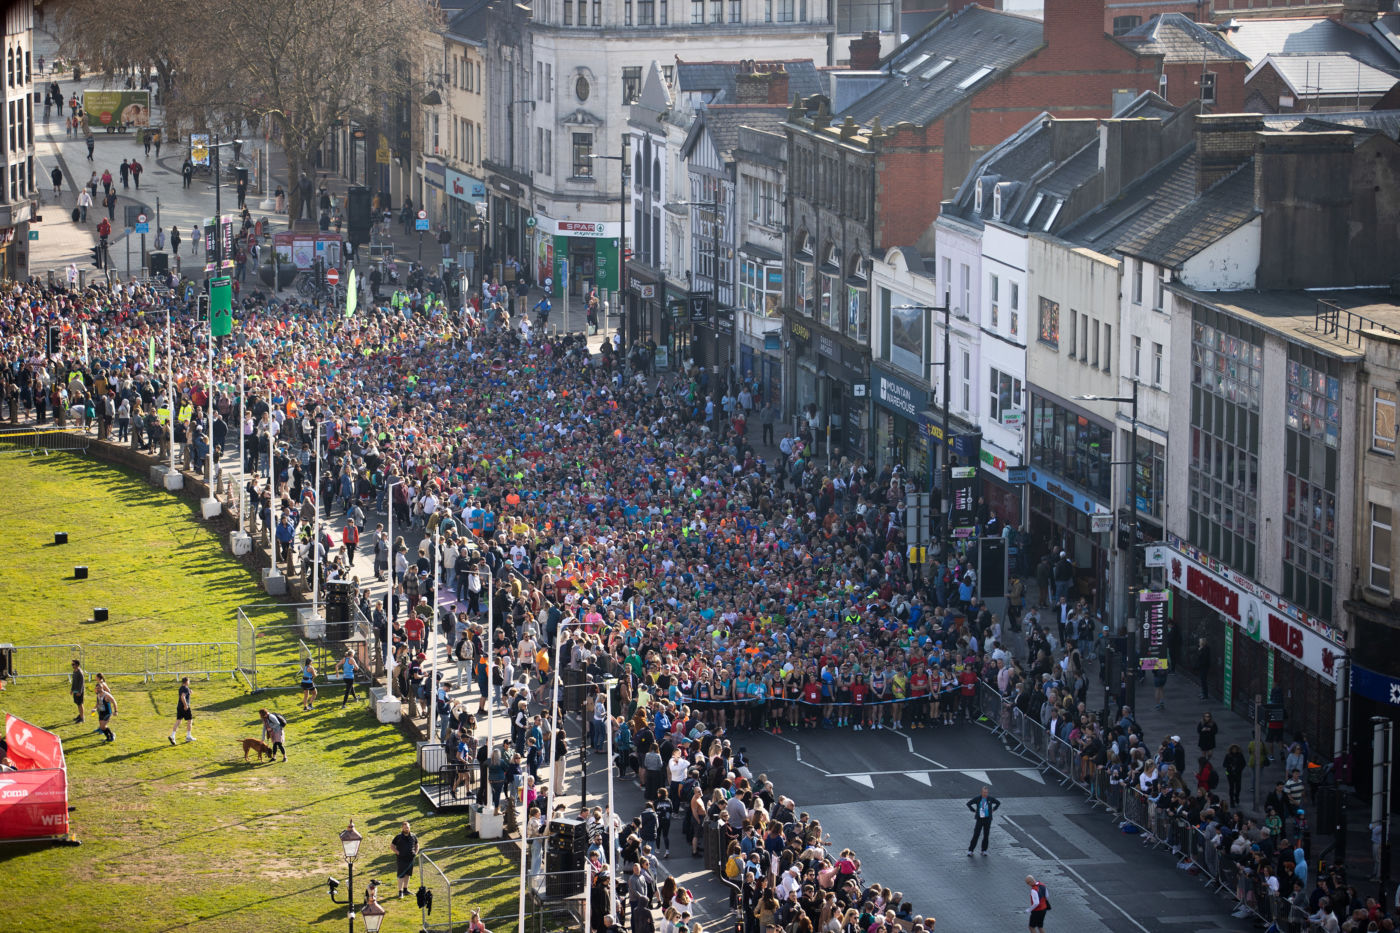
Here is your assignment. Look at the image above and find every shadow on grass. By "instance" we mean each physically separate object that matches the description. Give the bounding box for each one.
[150,880,323,932]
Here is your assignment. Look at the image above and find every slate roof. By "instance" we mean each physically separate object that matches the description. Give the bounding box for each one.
[1261,109,1400,140]
[1060,146,1198,251]
[675,60,823,104]
[1117,161,1259,268]
[1226,17,1400,70]
[1119,14,1249,64]
[842,5,1045,127]
[699,106,789,157]
[1252,51,1400,97]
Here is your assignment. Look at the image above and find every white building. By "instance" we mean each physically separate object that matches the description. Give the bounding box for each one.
[1,0,35,279]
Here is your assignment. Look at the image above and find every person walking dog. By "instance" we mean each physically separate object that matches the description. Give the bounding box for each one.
[966,785,1001,856]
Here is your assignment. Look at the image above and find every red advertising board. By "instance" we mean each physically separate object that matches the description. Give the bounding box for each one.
[0,769,69,840]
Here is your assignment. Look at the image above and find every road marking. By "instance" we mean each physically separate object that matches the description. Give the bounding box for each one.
[904,772,931,786]
[962,769,991,784]
[771,734,832,776]
[888,728,948,768]
[1002,815,1153,933]
[844,774,874,788]
[1016,769,1046,784]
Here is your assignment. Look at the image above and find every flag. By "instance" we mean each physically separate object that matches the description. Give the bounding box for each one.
[148,336,156,370]
[345,268,358,318]
[81,323,89,362]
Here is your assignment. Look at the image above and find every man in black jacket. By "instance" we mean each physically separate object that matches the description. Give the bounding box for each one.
[966,786,1001,855]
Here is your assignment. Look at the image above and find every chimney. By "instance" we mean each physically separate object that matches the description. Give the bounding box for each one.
[1340,0,1379,25]
[849,31,882,71]
[947,0,1000,14]
[767,65,790,105]
[1194,113,1265,192]
[1098,117,1163,202]
[1254,130,1355,289]
[736,64,769,104]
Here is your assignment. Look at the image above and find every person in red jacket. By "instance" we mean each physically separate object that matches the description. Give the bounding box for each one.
[1025,875,1051,930]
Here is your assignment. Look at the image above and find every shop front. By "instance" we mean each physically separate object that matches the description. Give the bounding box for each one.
[537,217,619,303]
[788,316,817,421]
[1026,465,1112,603]
[486,173,528,277]
[445,167,486,261]
[817,332,869,461]
[421,159,446,232]
[1165,538,1345,752]
[872,363,935,485]
[977,436,1025,530]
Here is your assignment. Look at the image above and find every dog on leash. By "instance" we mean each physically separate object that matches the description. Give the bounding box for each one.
[241,738,273,761]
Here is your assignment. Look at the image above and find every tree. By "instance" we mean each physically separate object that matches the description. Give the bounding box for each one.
[59,0,438,222]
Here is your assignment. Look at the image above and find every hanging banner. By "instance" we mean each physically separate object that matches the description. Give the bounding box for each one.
[1222,624,1233,706]
[189,133,211,168]
[948,465,978,539]
[1139,590,1170,670]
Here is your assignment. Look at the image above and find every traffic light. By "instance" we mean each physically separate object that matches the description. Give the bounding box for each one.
[232,140,243,161]
[346,186,372,246]
[46,325,60,355]
[90,245,102,268]
[196,293,210,323]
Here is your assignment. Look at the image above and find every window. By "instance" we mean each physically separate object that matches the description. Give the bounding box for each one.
[661,0,668,24]
[1010,282,1019,337]
[1031,396,1113,501]
[594,0,602,24]
[777,0,794,22]
[1132,336,1142,379]
[545,64,553,103]
[1091,318,1100,368]
[1038,296,1059,347]
[794,261,813,316]
[1103,324,1111,373]
[1286,354,1341,449]
[973,180,983,214]
[564,0,573,23]
[989,367,1023,424]
[1374,387,1397,454]
[622,67,642,104]
[1152,342,1163,387]
[711,0,723,22]
[1154,267,1166,311]
[1112,15,1141,35]
[959,263,970,318]
[625,0,633,22]
[692,0,704,22]
[1372,504,1393,595]
[572,133,594,177]
[638,0,655,22]
[838,0,894,32]
[1200,72,1217,105]
[730,0,742,21]
[960,350,972,414]
[988,273,999,329]
[957,66,994,90]
[575,75,590,101]
[1134,439,1166,519]
[766,0,773,20]
[1132,259,1143,304]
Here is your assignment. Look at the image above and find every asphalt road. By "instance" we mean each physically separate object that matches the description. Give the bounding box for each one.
[739,722,1255,933]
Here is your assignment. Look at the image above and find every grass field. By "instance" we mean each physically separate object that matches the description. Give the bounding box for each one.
[0,453,523,933]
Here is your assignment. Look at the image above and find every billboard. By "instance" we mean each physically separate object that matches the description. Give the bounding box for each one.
[81,90,151,129]
[190,133,211,168]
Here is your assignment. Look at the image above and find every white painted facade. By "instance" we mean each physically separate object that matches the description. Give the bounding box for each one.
[979,223,1030,470]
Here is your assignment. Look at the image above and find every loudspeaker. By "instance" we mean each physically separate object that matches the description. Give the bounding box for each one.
[346,186,372,246]
[1315,786,1340,834]
[148,251,169,276]
[325,580,355,640]
[0,643,14,680]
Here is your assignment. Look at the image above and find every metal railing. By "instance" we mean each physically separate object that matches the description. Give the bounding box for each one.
[1315,298,1400,349]
[12,641,238,681]
[0,425,91,456]
[972,681,1328,931]
[418,840,582,933]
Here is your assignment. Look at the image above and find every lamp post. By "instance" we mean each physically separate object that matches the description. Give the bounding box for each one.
[674,198,725,402]
[546,617,593,813]
[205,135,243,515]
[1072,378,1141,713]
[326,819,386,932]
[895,294,953,562]
[589,150,629,342]
[384,478,401,702]
[311,415,325,623]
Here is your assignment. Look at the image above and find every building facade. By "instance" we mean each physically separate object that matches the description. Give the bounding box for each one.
[1,0,34,279]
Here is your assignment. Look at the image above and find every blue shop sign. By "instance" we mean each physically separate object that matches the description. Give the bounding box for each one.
[1027,467,1109,516]
[872,364,929,419]
[1353,663,1400,707]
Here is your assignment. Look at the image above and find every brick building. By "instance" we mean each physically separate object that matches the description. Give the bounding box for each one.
[1117,13,1252,113]
[780,0,1170,439]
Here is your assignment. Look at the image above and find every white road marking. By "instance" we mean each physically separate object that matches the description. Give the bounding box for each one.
[771,733,833,776]
[845,774,875,788]
[962,769,992,784]
[888,728,948,768]
[1017,768,1046,784]
[904,772,931,786]
[1002,815,1153,933]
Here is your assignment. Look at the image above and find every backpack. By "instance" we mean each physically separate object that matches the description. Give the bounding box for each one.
[1208,768,1220,789]
[1035,883,1051,911]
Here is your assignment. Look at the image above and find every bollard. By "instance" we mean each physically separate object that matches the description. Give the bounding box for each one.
[73,565,88,579]
[54,532,68,545]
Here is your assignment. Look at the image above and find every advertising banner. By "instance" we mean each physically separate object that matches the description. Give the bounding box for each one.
[1139,590,1170,671]
[81,90,151,129]
[5,715,64,770]
[948,465,978,539]
[202,215,235,272]
[190,133,211,168]
[0,769,69,840]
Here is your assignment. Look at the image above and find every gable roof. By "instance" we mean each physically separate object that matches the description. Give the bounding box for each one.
[1225,16,1400,70]
[1119,14,1249,64]
[1249,51,1400,97]
[675,60,822,104]
[1118,161,1259,268]
[1060,145,1198,251]
[840,5,1045,127]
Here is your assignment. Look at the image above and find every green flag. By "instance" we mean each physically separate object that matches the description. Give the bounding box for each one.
[148,336,156,370]
[345,268,358,318]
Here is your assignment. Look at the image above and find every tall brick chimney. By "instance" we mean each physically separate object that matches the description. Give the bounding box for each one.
[735,63,792,104]
[767,65,791,105]
[1340,0,1379,24]
[1194,113,1265,192]
[849,31,882,71]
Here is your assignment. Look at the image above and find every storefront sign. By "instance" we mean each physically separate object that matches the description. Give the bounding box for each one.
[1166,543,1343,682]
[535,216,620,239]
[559,221,607,236]
[872,365,930,419]
[818,334,868,381]
[424,161,446,190]
[1027,468,1110,517]
[789,319,811,344]
[1090,513,1114,534]
[1165,533,1340,644]
[1139,590,1170,670]
[629,273,656,298]
[1144,544,1169,568]
[1352,664,1400,707]
[715,305,735,336]
[689,295,710,324]
[446,168,485,202]
[1007,465,1029,485]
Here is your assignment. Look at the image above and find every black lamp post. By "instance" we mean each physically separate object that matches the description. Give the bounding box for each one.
[1073,379,1141,714]
[894,294,953,564]
[675,198,725,401]
[589,151,629,343]
[326,820,387,932]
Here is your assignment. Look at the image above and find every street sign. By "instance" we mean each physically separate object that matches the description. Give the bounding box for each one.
[325,268,340,286]
[1091,512,1114,534]
[1007,465,1029,485]
[27,229,37,241]
[134,211,149,234]
[525,216,537,228]
[415,209,429,231]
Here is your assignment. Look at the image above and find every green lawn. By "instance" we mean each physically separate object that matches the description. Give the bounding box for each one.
[0,453,523,932]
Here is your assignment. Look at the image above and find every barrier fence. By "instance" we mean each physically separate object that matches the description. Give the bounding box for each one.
[236,602,380,693]
[971,681,1327,932]
[417,840,581,933]
[11,641,238,682]
[0,425,91,456]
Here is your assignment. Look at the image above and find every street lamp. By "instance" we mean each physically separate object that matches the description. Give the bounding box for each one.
[673,198,727,402]
[895,294,953,561]
[588,151,628,343]
[327,819,386,932]
[1072,379,1141,713]
[202,134,243,518]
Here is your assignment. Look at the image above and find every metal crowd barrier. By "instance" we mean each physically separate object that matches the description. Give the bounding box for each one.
[970,678,1320,930]
[12,641,238,681]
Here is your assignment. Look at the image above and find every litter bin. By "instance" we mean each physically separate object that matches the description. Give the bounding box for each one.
[704,817,727,873]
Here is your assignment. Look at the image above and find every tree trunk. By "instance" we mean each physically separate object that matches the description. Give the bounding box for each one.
[285,149,308,224]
